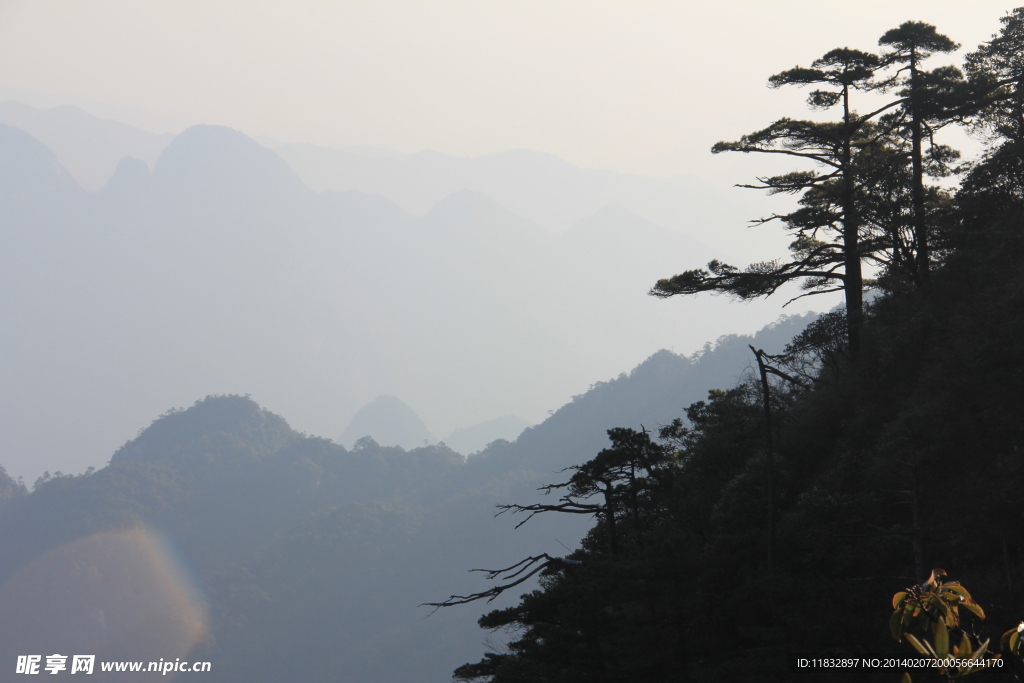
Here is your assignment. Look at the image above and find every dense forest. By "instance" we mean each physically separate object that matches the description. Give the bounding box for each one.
[433,9,1024,683]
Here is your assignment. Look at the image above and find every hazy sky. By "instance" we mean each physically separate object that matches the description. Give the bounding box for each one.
[0,1,1017,175]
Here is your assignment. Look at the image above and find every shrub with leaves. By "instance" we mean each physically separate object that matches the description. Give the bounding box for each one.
[890,569,1000,681]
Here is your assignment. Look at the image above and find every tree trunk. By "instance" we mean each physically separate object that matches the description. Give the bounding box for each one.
[751,346,776,620]
[910,49,929,282]
[841,84,863,354]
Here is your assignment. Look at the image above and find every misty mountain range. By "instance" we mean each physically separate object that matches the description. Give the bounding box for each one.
[1,100,808,482]
[0,313,813,683]
[0,97,767,249]
[0,95,822,682]
[335,394,529,453]
[0,100,174,192]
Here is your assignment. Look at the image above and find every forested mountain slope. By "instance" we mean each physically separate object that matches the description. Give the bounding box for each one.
[0,314,809,682]
[439,10,1024,682]
[439,164,1024,683]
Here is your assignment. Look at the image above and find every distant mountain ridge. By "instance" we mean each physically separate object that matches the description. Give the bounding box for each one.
[0,123,82,201]
[476,313,816,478]
[441,415,530,455]
[0,306,817,683]
[0,97,772,257]
[1,119,825,484]
[0,101,173,190]
[337,395,434,450]
[111,395,294,464]
[153,124,310,204]
[273,141,771,260]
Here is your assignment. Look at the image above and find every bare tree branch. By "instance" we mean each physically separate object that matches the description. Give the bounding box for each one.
[495,500,604,529]
[422,553,583,612]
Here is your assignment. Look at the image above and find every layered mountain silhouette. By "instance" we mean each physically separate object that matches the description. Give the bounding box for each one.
[337,395,435,450]
[0,123,83,216]
[0,101,173,190]
[0,116,822,484]
[274,142,774,261]
[153,124,310,208]
[441,415,530,454]
[0,105,821,676]
[0,309,814,682]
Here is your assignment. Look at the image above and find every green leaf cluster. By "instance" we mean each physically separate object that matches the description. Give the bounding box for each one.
[890,572,1000,681]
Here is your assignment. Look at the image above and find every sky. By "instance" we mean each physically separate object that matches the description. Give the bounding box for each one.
[0,1,1017,177]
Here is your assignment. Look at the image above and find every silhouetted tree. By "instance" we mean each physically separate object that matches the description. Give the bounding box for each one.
[878,21,962,281]
[964,8,1024,145]
[651,48,887,353]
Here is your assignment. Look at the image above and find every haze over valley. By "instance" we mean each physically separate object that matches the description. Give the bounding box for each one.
[1,98,820,483]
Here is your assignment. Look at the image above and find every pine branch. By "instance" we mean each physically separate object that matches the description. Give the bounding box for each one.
[422,554,583,611]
